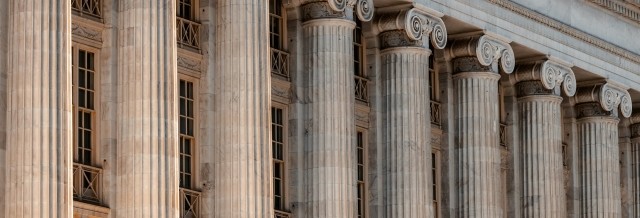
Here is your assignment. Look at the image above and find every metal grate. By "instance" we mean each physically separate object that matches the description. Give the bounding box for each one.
[73,163,103,204]
[71,0,102,19]
[430,101,441,126]
[180,188,201,218]
[177,17,201,51]
[271,48,290,78]
[355,76,369,103]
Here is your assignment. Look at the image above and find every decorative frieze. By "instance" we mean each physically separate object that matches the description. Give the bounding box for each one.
[375,8,447,49]
[72,22,102,42]
[573,82,632,118]
[177,55,202,73]
[449,35,515,74]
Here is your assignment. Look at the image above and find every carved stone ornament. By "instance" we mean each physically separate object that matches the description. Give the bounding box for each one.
[301,0,374,22]
[376,8,447,49]
[177,56,202,72]
[448,35,515,74]
[512,60,576,97]
[573,83,633,118]
[515,80,555,97]
[72,22,102,42]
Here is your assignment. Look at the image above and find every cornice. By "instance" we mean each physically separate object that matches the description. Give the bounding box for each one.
[588,0,640,25]
[487,0,640,67]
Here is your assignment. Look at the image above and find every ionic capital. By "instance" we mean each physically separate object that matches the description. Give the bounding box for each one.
[375,8,447,49]
[512,60,576,97]
[301,0,374,22]
[448,35,515,74]
[573,82,632,118]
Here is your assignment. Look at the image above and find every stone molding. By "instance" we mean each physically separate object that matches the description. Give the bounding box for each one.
[573,83,632,118]
[588,0,640,25]
[301,0,374,22]
[375,8,447,49]
[177,55,202,74]
[448,35,515,74]
[72,21,102,43]
[487,0,640,67]
[512,60,577,97]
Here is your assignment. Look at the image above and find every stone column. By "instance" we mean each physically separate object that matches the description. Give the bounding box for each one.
[628,115,640,217]
[511,60,577,217]
[116,1,178,217]
[572,83,632,217]
[300,1,372,217]
[448,35,515,217]
[212,0,272,217]
[0,0,7,215]
[5,0,72,217]
[375,8,446,217]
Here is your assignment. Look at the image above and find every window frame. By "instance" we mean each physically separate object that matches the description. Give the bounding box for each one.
[431,149,442,218]
[269,0,287,51]
[356,128,368,218]
[428,51,439,102]
[178,74,200,190]
[177,0,199,21]
[72,44,101,167]
[272,102,289,213]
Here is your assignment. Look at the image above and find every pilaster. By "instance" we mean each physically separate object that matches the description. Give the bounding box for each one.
[115,1,178,217]
[212,0,272,217]
[448,34,515,218]
[375,7,446,217]
[5,1,72,217]
[572,82,632,217]
[511,59,577,217]
[300,0,372,217]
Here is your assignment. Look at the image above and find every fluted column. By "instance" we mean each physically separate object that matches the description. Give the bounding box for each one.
[301,1,372,217]
[212,0,272,217]
[375,8,447,217]
[628,115,640,217]
[5,0,72,217]
[0,0,7,215]
[116,1,178,217]
[448,35,515,218]
[511,60,576,217]
[573,83,632,217]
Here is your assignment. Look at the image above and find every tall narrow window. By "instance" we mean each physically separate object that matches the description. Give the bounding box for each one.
[76,49,96,166]
[357,131,366,218]
[353,19,368,102]
[432,152,439,218]
[272,107,286,213]
[179,80,195,189]
[72,47,102,204]
[429,54,437,101]
[269,0,283,50]
[177,0,193,20]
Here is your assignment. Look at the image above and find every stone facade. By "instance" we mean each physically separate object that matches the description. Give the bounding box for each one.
[1,0,639,218]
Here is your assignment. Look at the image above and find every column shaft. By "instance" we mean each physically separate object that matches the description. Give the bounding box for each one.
[381,48,431,217]
[577,113,621,217]
[116,1,178,217]
[517,92,566,217]
[454,65,502,217]
[0,0,7,215]
[5,0,72,217]
[213,0,272,217]
[303,18,356,217]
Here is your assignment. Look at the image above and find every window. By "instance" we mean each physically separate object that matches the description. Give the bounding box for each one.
[178,0,194,20]
[432,151,440,218]
[75,49,96,166]
[179,80,195,189]
[179,79,200,218]
[429,54,437,101]
[272,107,286,213]
[357,131,366,218]
[72,46,102,204]
[498,83,507,147]
[353,19,368,102]
[269,0,284,50]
